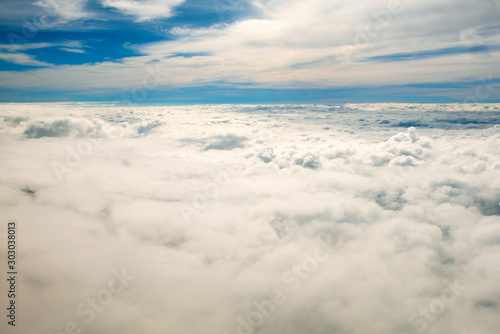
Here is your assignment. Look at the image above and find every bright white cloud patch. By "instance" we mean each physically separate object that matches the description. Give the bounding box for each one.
[0,103,499,334]
[101,0,186,21]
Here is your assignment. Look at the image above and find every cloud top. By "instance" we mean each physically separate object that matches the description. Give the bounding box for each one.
[0,103,499,334]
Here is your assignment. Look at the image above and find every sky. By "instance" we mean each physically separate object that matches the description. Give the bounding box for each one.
[1,2,499,333]
[0,0,499,103]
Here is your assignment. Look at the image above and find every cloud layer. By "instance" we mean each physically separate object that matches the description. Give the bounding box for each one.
[0,0,499,100]
[0,103,499,334]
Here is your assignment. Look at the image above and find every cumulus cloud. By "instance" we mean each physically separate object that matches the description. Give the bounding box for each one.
[0,103,499,334]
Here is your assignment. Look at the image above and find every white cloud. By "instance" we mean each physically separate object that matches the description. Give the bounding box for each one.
[59,47,85,53]
[35,0,89,23]
[32,0,186,25]
[100,0,186,21]
[0,52,51,66]
[0,41,86,67]
[0,43,55,52]
[1,0,499,92]
[0,103,499,334]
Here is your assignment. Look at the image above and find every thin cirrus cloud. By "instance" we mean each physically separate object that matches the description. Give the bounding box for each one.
[0,43,56,67]
[0,51,52,67]
[0,41,87,67]
[363,45,500,63]
[33,0,187,23]
[34,0,89,23]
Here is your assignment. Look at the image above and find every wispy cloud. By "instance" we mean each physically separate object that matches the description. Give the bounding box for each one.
[0,41,87,67]
[35,0,89,24]
[0,43,55,52]
[59,47,86,53]
[0,52,51,67]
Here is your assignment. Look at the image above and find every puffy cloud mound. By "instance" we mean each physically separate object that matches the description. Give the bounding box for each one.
[23,117,108,138]
[0,102,499,334]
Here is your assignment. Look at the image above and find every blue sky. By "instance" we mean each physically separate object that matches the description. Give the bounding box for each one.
[0,0,499,103]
